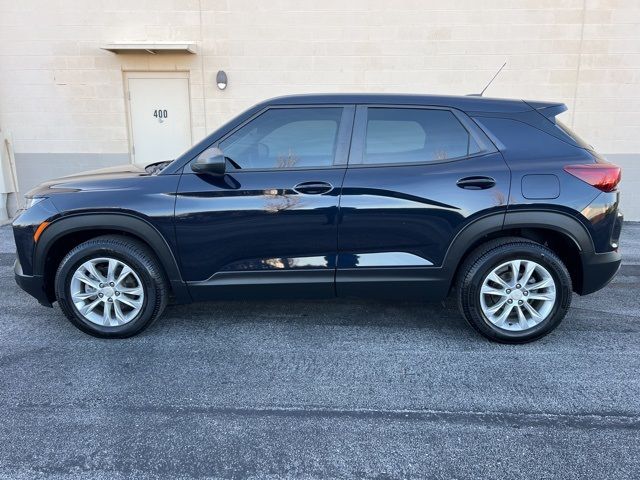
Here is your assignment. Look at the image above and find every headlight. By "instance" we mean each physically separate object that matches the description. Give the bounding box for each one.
[24,197,46,209]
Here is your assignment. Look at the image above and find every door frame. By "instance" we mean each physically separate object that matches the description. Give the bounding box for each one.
[122,70,193,164]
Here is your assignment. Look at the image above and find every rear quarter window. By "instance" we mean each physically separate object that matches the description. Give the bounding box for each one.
[555,120,594,150]
[473,116,589,162]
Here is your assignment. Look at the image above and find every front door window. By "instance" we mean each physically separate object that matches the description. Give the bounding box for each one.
[219,108,343,169]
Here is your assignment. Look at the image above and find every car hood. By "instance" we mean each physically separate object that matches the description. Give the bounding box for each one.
[26,162,167,197]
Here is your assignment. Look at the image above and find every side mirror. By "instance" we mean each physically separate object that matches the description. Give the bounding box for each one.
[191,147,226,175]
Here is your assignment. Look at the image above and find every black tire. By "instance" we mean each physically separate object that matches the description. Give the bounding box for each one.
[456,237,572,343]
[55,235,169,338]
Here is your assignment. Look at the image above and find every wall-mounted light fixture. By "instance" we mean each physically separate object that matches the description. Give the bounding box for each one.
[216,70,228,90]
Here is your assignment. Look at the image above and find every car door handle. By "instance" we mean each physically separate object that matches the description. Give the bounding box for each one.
[293,181,334,195]
[456,176,496,190]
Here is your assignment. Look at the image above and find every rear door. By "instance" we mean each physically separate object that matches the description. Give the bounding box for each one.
[336,105,510,299]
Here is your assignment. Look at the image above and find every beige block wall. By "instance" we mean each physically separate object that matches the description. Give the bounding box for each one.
[0,0,639,215]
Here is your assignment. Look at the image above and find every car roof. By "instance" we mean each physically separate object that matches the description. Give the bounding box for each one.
[263,93,551,113]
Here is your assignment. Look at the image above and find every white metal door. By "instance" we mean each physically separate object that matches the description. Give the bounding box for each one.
[126,73,192,165]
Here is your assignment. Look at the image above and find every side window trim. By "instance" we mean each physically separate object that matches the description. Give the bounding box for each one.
[186,105,355,173]
[334,105,356,166]
[347,104,497,168]
[450,108,497,155]
[348,105,368,168]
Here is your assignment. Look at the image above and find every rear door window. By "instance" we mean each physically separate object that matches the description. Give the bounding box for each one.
[358,107,480,165]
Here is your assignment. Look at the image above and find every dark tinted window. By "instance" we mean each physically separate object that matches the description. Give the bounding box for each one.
[556,120,593,150]
[220,108,342,169]
[362,108,480,164]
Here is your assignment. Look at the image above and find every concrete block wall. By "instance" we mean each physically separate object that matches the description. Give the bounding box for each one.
[0,0,638,217]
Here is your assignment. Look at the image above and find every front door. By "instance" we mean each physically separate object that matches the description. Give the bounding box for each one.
[174,105,354,300]
[125,72,192,166]
[337,105,511,299]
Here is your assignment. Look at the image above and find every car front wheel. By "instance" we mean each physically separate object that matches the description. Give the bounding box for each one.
[55,235,168,338]
[457,238,572,343]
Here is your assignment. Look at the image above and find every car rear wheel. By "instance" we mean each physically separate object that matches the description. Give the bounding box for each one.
[456,238,572,343]
[55,235,168,338]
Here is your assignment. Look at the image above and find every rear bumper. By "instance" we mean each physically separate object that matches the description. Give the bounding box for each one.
[14,258,52,307]
[580,250,622,295]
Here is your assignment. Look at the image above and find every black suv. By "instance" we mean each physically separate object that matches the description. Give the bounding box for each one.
[13,94,623,342]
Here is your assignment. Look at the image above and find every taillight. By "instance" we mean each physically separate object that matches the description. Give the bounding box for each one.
[564,164,621,192]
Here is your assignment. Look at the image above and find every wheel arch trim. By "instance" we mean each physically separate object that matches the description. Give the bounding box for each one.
[34,213,184,284]
[502,210,593,254]
[442,209,593,281]
[441,212,505,275]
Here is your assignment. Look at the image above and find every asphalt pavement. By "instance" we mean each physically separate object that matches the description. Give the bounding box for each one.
[0,224,638,479]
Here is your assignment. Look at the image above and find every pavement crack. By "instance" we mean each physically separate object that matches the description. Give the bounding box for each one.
[7,403,640,430]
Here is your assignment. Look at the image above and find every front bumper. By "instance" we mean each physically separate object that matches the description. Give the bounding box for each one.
[14,258,52,307]
[580,250,622,295]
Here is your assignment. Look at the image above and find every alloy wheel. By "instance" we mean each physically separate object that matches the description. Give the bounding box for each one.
[479,259,556,331]
[69,257,145,326]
